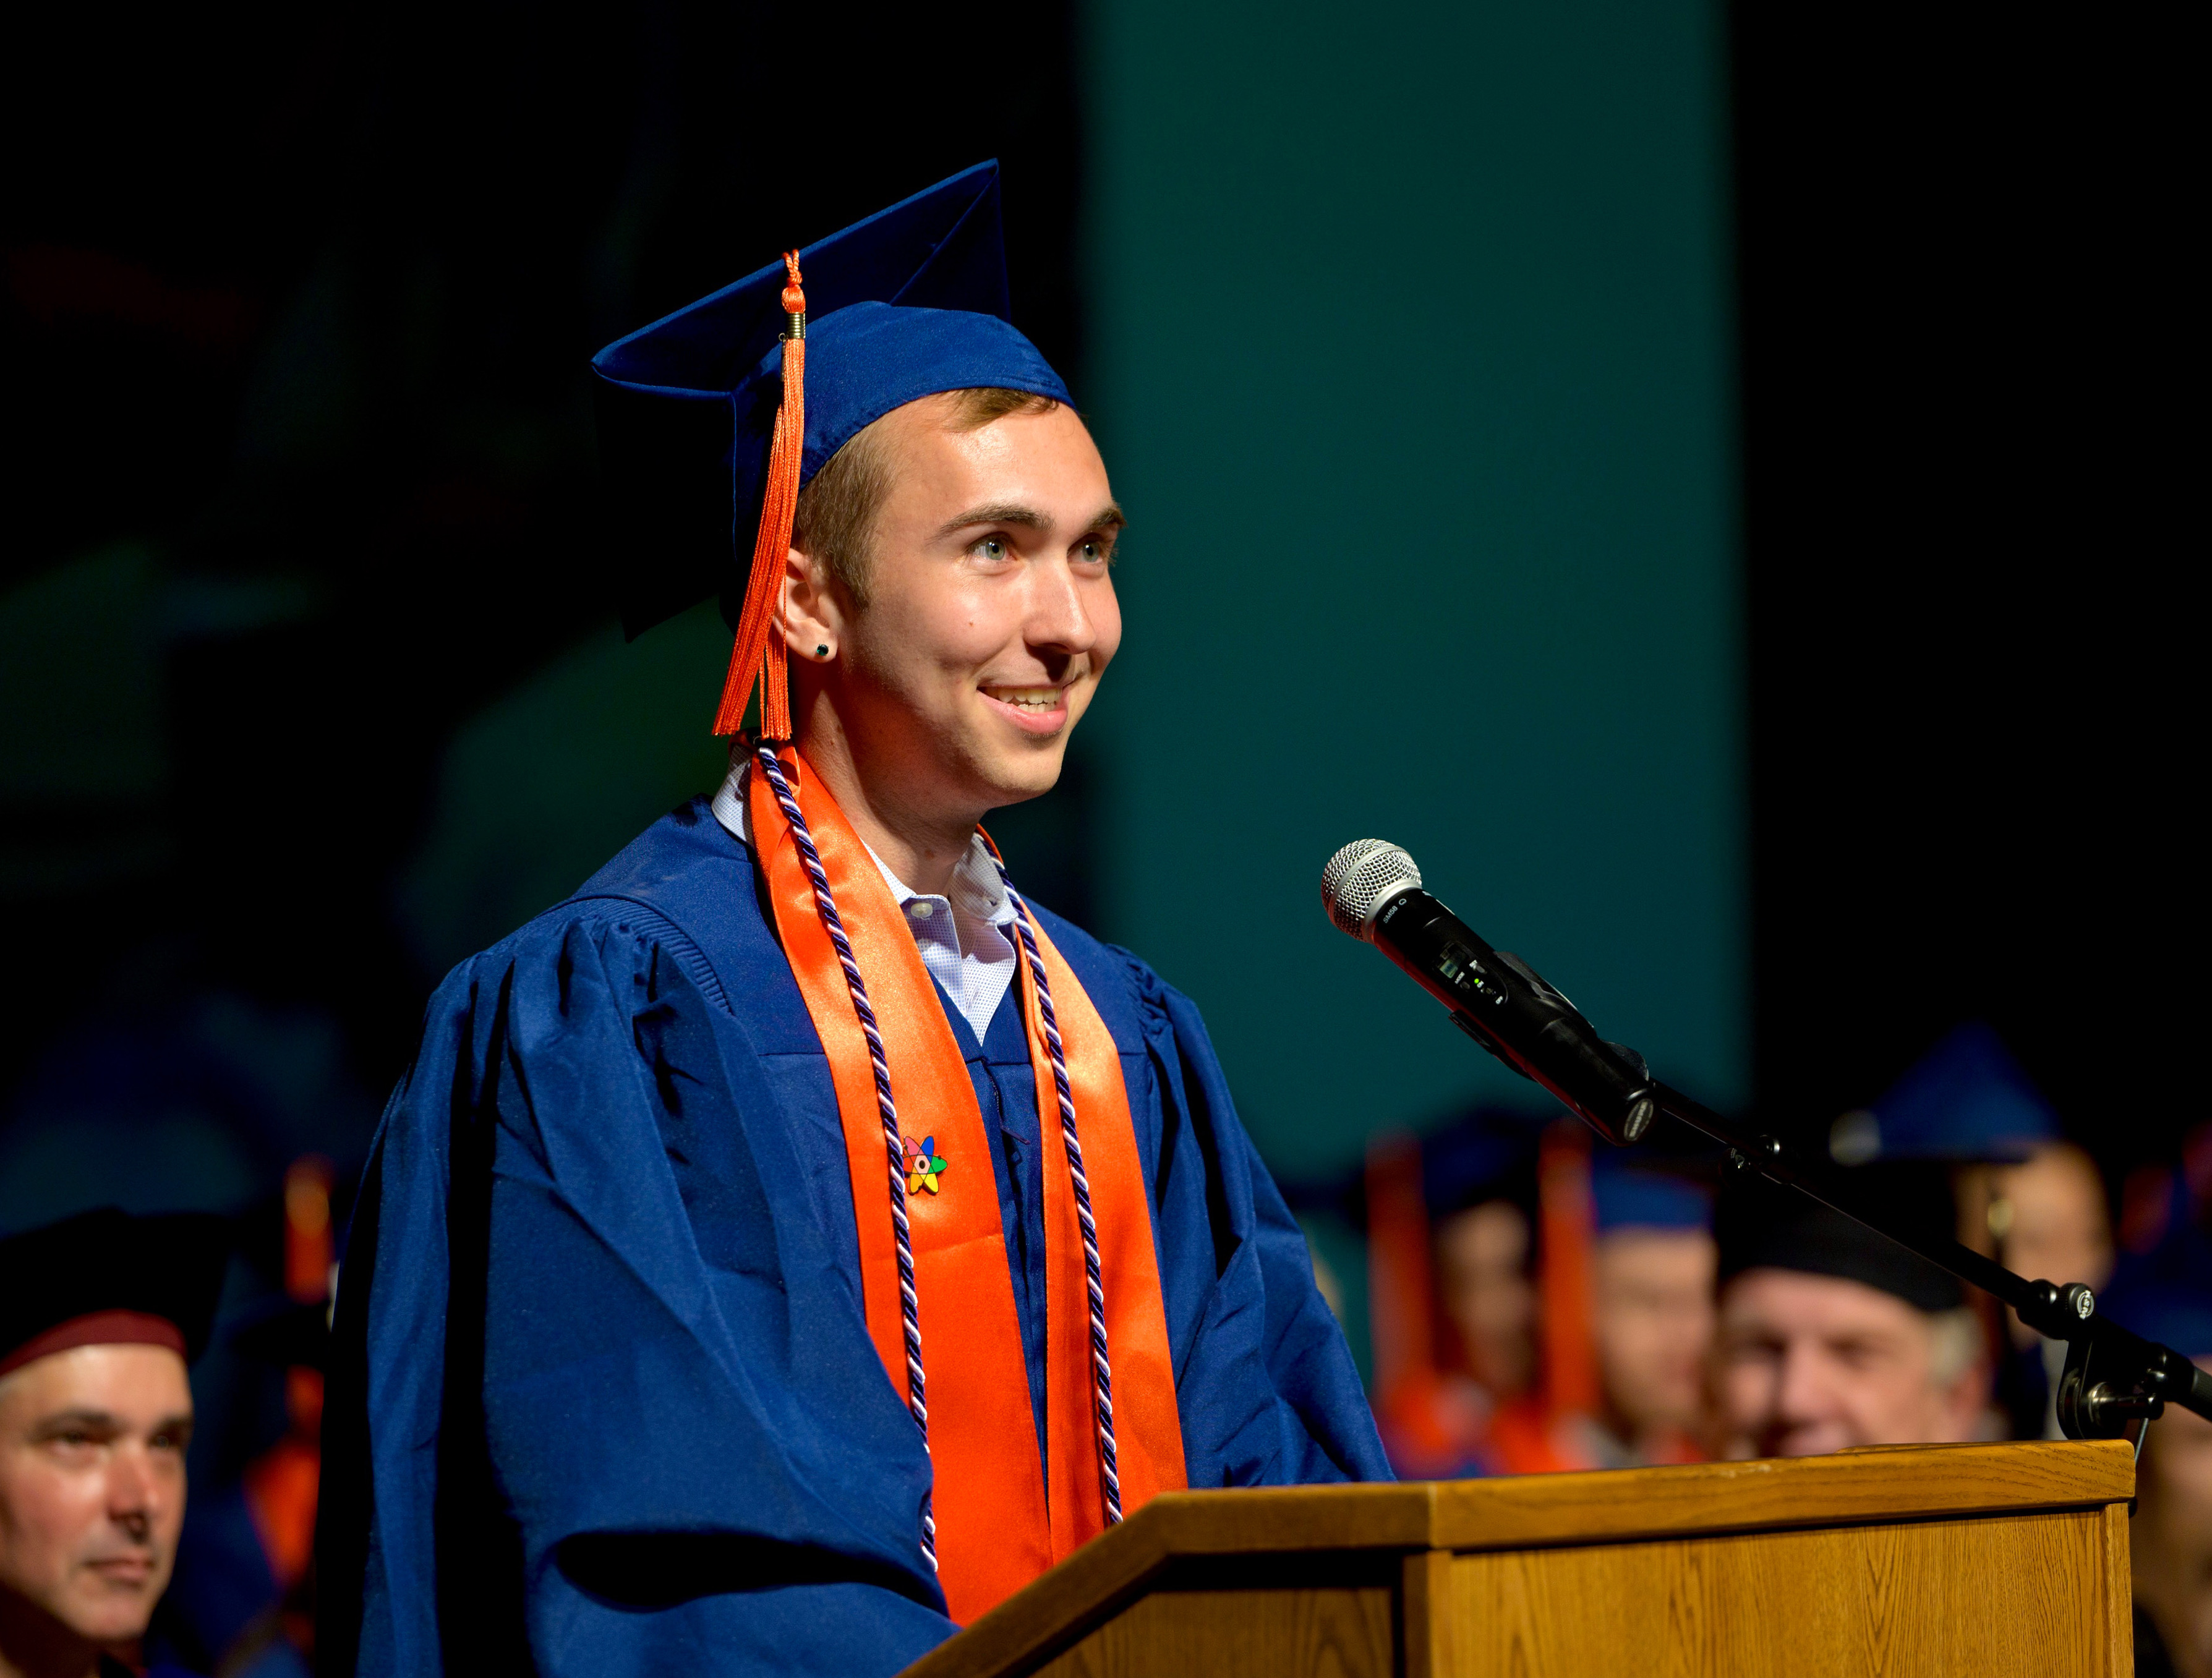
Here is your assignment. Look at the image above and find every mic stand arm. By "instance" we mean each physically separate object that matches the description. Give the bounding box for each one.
[1648,1081,2212,1443]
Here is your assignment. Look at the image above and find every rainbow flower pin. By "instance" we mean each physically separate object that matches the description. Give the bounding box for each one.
[903,1134,948,1196]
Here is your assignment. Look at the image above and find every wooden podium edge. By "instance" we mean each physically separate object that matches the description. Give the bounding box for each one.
[894,1483,1441,1678]
[1421,1436,2135,1550]
[896,1439,2135,1678]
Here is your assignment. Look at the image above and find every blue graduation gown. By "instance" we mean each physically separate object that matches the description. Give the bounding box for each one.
[318,797,1389,1677]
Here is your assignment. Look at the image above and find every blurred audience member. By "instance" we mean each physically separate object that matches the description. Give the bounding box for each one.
[1487,1133,1719,1473]
[1435,1192,1539,1406]
[1372,1112,1723,1477]
[1580,1155,1714,1467]
[2098,1164,2212,1678]
[1714,1178,1988,1458]
[1824,1020,2082,1441]
[2126,1321,2212,1678]
[1991,1141,2115,1437]
[1481,1124,1588,1475]
[1366,1113,1542,1477]
[1994,1142,2114,1298]
[153,1159,332,1678]
[1825,1021,2060,1172]
[0,1209,228,1678]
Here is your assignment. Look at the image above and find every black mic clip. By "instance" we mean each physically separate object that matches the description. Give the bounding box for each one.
[2054,1308,2212,1452]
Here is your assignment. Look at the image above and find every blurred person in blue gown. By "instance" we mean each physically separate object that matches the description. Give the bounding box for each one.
[2106,1159,2212,1678]
[1827,1021,2107,1440]
[1576,1153,1715,1468]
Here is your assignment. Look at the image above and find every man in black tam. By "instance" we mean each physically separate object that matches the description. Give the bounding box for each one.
[1712,1175,1989,1458]
[0,1209,228,1678]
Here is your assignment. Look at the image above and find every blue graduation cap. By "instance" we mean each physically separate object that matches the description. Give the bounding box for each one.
[2099,1269,2212,1363]
[1828,1021,2063,1165]
[591,161,1071,736]
[2098,1171,2212,1360]
[1590,1149,1711,1235]
[1420,1107,1544,1219]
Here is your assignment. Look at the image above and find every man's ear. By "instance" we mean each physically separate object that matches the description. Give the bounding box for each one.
[780,546,847,657]
[1936,1355,1992,1442]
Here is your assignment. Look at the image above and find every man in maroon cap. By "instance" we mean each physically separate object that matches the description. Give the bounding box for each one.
[0,1209,226,1678]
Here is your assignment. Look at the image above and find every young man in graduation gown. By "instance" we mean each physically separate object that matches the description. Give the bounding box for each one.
[1574,1152,1714,1470]
[0,1209,229,1678]
[318,164,1389,1678]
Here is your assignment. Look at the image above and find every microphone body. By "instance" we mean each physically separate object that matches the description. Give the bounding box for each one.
[1323,842,1656,1146]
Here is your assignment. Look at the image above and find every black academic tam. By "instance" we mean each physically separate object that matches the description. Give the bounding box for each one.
[0,1207,231,1374]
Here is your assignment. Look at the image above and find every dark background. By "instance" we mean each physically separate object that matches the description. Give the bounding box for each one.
[2,0,1089,1212]
[1732,2,2197,1178]
[2,0,2194,1269]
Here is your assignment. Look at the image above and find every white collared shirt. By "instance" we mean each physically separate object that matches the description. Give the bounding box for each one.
[712,760,1020,1044]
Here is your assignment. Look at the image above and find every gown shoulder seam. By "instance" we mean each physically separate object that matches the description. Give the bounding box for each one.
[557,893,732,1014]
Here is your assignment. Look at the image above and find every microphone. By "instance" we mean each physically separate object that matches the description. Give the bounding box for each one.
[1320,839,1657,1146]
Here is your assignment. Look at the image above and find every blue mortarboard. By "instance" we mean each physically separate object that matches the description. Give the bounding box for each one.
[1421,1109,1544,1218]
[1591,1150,1712,1235]
[2098,1173,2212,1358]
[591,161,1072,666]
[2098,1271,2212,1362]
[1828,1021,2063,1165]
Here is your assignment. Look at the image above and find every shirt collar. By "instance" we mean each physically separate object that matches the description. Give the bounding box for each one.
[711,757,1017,929]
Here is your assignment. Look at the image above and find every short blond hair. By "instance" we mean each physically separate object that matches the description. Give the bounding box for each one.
[791,387,1061,608]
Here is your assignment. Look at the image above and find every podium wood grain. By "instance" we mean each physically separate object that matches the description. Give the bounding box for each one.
[900,1440,2135,1678]
[1031,1585,1396,1677]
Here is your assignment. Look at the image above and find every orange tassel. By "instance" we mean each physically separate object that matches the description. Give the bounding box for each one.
[713,251,807,738]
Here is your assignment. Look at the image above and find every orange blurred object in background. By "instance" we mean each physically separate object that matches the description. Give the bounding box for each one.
[244,1155,332,1598]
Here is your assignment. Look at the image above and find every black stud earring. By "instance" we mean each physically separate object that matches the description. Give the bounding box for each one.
[815,644,829,657]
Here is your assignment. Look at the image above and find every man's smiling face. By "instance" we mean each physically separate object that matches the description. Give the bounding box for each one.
[804,394,1122,830]
[1716,1269,1981,1457]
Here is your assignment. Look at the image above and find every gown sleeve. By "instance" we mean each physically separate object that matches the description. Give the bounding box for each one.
[1114,950,1395,1489]
[319,911,954,1678]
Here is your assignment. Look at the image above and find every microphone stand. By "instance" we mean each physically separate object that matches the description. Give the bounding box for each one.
[1641,1081,2212,1448]
[1317,840,2208,1444]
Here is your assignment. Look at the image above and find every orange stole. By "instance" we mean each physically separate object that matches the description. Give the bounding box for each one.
[747,753,1184,1622]
[1004,867,1187,1554]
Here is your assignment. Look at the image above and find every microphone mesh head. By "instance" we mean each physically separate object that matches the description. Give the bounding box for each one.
[1320,840,1422,942]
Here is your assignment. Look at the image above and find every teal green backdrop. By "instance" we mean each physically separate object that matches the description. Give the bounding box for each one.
[1078,0,1747,1177]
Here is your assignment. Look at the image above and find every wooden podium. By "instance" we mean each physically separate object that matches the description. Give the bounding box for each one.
[901,1440,2135,1677]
